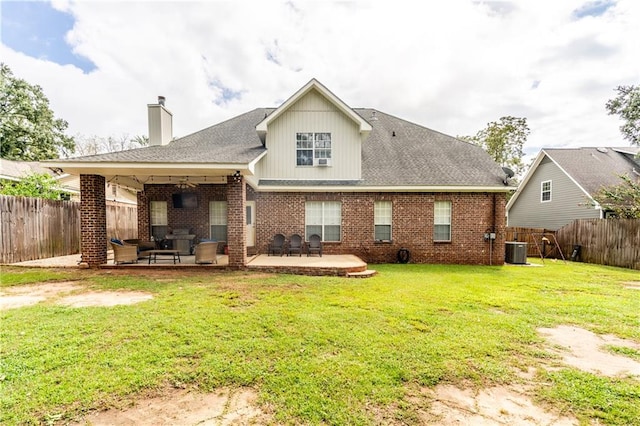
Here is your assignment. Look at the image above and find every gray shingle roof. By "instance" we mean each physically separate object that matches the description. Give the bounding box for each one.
[544,147,640,195]
[64,108,271,164]
[355,109,505,187]
[60,106,507,188]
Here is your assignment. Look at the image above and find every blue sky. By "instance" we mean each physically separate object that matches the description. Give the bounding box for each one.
[1,0,638,160]
[1,1,95,72]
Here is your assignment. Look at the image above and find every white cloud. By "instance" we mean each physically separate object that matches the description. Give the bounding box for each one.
[2,0,639,160]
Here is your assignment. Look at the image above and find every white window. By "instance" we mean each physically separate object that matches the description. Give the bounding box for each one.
[209,201,228,242]
[433,201,451,242]
[296,132,331,166]
[541,180,552,202]
[305,201,341,241]
[150,201,167,241]
[374,201,392,241]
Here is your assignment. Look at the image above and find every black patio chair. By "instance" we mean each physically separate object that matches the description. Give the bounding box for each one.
[307,234,322,257]
[287,234,303,256]
[268,233,286,256]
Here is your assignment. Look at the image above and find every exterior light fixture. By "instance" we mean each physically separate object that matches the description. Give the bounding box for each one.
[232,170,242,183]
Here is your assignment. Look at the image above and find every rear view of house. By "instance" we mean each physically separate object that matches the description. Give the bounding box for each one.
[47,79,512,267]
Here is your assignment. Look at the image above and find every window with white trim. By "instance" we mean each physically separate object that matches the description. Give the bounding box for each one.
[374,201,392,241]
[433,201,452,242]
[209,201,228,242]
[541,180,552,202]
[150,201,167,241]
[305,201,341,241]
[296,132,331,166]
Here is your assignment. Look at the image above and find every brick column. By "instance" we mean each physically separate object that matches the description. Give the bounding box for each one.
[137,190,150,241]
[80,174,107,267]
[227,175,247,268]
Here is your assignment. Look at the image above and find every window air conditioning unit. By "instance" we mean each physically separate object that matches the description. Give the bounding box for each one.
[316,158,331,167]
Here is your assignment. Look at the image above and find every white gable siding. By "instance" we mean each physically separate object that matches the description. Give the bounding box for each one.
[255,89,362,180]
[508,157,600,230]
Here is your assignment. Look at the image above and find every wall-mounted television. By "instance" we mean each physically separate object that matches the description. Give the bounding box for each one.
[172,193,198,208]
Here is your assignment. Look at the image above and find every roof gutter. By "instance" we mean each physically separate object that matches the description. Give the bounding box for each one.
[41,161,256,177]
[255,184,515,193]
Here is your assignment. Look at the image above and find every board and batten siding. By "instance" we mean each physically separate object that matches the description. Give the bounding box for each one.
[255,89,363,180]
[508,156,600,230]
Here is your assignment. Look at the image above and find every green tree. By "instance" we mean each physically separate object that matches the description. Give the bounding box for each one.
[592,174,640,218]
[459,116,529,177]
[606,85,640,146]
[0,172,69,200]
[0,63,75,160]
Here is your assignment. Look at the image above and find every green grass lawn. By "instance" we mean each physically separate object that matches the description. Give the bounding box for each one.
[1,260,639,425]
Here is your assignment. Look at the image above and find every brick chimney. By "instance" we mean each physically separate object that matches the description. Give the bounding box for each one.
[148,96,173,146]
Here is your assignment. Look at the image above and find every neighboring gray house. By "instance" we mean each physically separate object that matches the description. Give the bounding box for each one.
[506,147,640,230]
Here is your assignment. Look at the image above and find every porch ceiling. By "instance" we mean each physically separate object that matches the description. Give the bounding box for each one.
[44,162,254,191]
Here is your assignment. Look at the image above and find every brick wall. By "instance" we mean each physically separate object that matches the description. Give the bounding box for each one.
[134,185,506,266]
[255,191,506,265]
[80,174,107,267]
[141,183,227,243]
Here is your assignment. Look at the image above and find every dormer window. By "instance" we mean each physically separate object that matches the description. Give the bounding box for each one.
[296,132,331,166]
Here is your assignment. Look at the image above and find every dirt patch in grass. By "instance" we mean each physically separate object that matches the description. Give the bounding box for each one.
[0,282,153,310]
[538,325,640,377]
[411,325,640,424]
[58,291,153,307]
[421,384,576,425]
[70,387,271,426]
[623,281,640,290]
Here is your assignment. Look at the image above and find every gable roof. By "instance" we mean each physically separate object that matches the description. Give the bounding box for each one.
[46,81,509,191]
[258,108,507,191]
[506,146,640,210]
[255,79,372,136]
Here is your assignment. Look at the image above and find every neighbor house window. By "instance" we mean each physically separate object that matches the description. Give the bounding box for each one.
[209,201,228,242]
[433,201,451,242]
[374,201,392,241]
[150,201,168,241]
[296,132,331,166]
[541,180,552,202]
[305,201,341,241]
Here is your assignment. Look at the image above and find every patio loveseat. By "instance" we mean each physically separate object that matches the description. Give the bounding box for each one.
[123,239,156,257]
[109,238,156,264]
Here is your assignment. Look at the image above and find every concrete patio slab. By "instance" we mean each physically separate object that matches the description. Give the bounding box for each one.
[7,253,371,277]
[247,254,368,276]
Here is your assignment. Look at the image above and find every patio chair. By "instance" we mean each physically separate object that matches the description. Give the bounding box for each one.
[110,242,138,264]
[268,233,286,256]
[195,241,218,264]
[307,234,323,257]
[287,234,303,256]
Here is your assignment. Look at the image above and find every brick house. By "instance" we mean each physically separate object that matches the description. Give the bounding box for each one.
[48,79,512,268]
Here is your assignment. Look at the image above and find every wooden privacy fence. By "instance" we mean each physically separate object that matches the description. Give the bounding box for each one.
[505,227,555,257]
[106,200,138,243]
[1,195,80,264]
[556,219,640,270]
[0,195,138,264]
